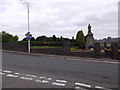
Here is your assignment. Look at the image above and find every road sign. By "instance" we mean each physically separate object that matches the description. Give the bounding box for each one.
[25,32,32,40]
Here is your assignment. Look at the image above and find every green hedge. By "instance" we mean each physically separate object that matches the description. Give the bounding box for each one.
[18,41,63,46]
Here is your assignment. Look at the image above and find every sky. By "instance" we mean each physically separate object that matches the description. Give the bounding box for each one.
[0,0,119,40]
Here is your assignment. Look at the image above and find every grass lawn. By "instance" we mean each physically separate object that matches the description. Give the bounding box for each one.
[31,46,62,49]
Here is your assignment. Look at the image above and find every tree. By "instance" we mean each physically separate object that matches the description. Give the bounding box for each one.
[76,30,85,49]
[52,35,57,41]
[22,38,27,41]
[59,36,63,41]
[13,35,19,42]
[0,32,2,42]
[36,35,48,41]
[2,31,18,43]
[31,37,36,41]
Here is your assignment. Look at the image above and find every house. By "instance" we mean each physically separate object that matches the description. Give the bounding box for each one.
[94,37,120,49]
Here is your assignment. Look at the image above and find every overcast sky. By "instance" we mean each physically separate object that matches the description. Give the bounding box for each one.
[0,0,119,40]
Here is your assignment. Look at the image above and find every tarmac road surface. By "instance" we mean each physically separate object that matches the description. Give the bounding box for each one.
[1,51,119,89]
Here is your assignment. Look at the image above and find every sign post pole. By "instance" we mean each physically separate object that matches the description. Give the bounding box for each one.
[20,0,31,53]
[25,32,32,53]
[27,2,30,53]
[28,39,30,53]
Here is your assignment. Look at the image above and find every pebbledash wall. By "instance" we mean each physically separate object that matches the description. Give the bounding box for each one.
[2,42,120,60]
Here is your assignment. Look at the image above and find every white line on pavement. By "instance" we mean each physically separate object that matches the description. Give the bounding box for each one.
[20,76,33,80]
[36,79,42,83]
[95,86,105,89]
[56,79,67,83]
[102,61,119,64]
[26,74,37,78]
[0,72,5,75]
[3,70,12,73]
[52,82,65,87]
[40,76,46,79]
[75,86,86,90]
[75,82,91,88]
[41,80,49,83]
[47,78,52,80]
[66,58,72,60]
[36,79,49,83]
[6,74,18,78]
[14,72,20,75]
[72,59,119,64]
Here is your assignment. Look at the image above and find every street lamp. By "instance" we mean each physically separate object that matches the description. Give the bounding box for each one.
[20,0,31,53]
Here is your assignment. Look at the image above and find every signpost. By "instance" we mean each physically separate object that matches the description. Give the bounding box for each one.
[25,32,32,53]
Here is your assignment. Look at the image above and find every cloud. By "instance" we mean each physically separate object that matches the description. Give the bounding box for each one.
[0,0,119,40]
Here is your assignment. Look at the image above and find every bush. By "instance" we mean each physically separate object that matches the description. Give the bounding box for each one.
[18,41,63,46]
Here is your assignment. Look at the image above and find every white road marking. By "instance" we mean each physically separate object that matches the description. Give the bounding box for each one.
[47,78,52,80]
[72,59,119,64]
[20,76,33,80]
[41,80,49,83]
[102,61,119,64]
[56,79,67,83]
[14,72,20,75]
[49,57,54,58]
[75,82,91,88]
[75,86,80,89]
[1,69,109,90]
[3,70,12,73]
[6,74,18,78]
[75,86,86,90]
[66,58,71,59]
[40,76,46,79]
[0,72,5,75]
[36,79,49,83]
[73,59,81,60]
[36,79,42,82]
[95,86,105,89]
[52,82,65,87]
[26,74,37,78]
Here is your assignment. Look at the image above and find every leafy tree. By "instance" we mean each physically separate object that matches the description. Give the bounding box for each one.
[36,35,48,41]
[31,37,36,41]
[0,32,2,42]
[13,35,19,42]
[60,36,63,41]
[47,37,53,41]
[52,35,57,41]
[64,38,70,41]
[2,31,18,43]
[22,38,27,41]
[76,30,85,49]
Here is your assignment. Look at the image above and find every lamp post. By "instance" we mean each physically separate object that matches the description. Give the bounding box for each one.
[20,0,30,53]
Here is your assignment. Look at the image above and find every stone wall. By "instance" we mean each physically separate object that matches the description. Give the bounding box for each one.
[1,42,120,60]
[2,43,27,52]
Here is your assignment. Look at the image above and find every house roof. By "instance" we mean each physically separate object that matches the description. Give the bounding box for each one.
[94,37,120,43]
[94,39,107,43]
[106,38,120,43]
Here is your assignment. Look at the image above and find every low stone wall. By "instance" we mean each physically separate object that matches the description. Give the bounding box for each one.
[67,52,94,57]
[1,42,120,60]
[31,48,67,55]
[2,43,27,52]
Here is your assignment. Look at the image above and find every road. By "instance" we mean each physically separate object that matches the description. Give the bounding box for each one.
[1,51,119,89]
